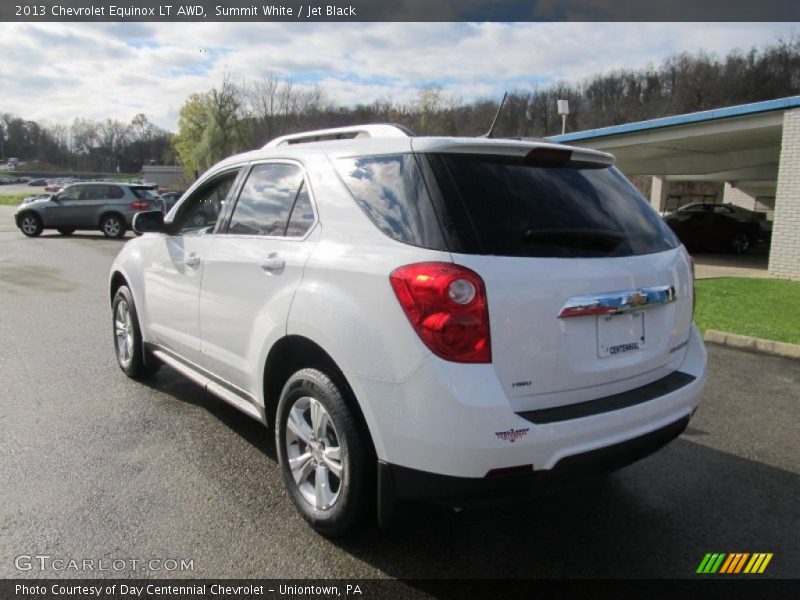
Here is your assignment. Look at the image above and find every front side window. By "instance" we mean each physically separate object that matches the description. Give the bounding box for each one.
[173,170,239,235]
[226,163,310,237]
[59,185,84,201]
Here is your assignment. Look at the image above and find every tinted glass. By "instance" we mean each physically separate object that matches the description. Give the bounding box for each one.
[426,154,678,258]
[285,183,315,237]
[82,186,109,200]
[175,171,238,235]
[335,154,445,250]
[59,186,83,201]
[228,164,304,237]
[107,186,125,199]
[132,187,159,200]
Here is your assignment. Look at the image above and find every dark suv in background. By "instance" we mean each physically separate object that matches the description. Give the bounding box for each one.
[14,182,161,239]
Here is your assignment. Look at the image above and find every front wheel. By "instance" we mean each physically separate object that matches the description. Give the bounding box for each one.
[101,214,126,239]
[19,213,43,237]
[276,368,370,537]
[112,286,160,379]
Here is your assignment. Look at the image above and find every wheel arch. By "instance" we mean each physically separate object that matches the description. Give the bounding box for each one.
[16,209,41,227]
[263,335,377,459]
[109,270,128,305]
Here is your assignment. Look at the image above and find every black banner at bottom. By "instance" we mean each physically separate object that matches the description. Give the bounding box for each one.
[2,579,800,600]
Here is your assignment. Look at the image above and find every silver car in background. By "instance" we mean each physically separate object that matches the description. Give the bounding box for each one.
[14,182,161,239]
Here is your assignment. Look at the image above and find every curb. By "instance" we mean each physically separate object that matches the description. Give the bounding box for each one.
[704,329,800,361]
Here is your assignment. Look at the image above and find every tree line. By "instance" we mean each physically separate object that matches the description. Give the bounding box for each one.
[2,37,798,176]
[0,112,173,173]
[173,38,800,175]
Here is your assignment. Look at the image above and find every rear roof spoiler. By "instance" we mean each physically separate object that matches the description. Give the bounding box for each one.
[410,138,615,166]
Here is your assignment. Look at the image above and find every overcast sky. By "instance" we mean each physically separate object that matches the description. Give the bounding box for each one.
[0,22,797,132]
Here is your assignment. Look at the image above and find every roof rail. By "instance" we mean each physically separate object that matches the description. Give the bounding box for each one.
[263,123,413,148]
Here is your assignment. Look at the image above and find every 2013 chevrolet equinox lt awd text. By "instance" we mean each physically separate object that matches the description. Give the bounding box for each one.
[109,124,707,536]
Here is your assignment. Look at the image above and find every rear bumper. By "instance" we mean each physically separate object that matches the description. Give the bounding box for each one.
[350,325,706,480]
[379,414,689,508]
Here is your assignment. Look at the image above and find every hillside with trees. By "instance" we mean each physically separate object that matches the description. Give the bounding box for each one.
[2,38,798,176]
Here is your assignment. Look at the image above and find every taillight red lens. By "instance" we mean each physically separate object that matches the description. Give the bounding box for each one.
[390,262,491,363]
[130,200,150,211]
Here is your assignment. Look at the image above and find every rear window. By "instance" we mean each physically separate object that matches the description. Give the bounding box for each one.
[132,187,160,200]
[337,153,678,258]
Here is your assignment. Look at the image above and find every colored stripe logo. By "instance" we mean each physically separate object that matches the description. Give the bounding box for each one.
[697,553,773,574]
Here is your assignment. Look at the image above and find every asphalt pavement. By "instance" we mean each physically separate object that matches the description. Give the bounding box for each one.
[0,216,798,581]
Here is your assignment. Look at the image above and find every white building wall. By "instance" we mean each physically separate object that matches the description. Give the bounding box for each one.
[723,183,756,209]
[769,109,800,280]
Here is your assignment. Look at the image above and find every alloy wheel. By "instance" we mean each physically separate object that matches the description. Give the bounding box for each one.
[284,395,344,511]
[114,300,134,367]
[104,217,121,237]
[21,216,39,235]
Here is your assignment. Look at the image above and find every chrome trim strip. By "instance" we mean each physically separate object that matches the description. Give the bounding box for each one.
[558,285,676,319]
[146,343,265,423]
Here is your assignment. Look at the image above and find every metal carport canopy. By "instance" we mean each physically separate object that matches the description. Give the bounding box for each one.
[549,96,800,188]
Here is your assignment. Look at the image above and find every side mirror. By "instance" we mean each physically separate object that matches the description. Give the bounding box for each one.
[133,210,165,234]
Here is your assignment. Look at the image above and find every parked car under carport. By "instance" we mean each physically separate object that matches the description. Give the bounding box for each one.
[663,209,770,254]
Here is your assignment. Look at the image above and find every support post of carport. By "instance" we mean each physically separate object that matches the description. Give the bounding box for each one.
[649,176,668,213]
[769,108,800,280]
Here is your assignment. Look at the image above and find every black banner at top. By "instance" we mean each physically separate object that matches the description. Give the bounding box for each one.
[1,0,800,22]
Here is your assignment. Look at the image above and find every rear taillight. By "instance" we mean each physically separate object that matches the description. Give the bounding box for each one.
[130,200,150,211]
[690,256,696,317]
[390,262,491,363]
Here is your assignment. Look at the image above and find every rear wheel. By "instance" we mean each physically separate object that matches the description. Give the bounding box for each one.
[19,213,43,237]
[57,228,75,236]
[101,214,126,239]
[112,285,160,379]
[729,232,751,254]
[276,368,370,537]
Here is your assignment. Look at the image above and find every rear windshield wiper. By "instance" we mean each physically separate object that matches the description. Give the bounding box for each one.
[522,228,625,252]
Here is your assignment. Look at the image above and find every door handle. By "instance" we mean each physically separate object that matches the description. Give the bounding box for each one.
[185,253,202,268]
[259,254,285,274]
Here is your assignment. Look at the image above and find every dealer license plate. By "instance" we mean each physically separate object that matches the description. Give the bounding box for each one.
[597,311,645,358]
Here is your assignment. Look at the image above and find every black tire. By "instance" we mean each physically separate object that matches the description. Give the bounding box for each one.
[101,214,126,239]
[112,285,160,379]
[19,213,43,237]
[57,228,75,236]
[729,232,751,254]
[276,368,370,537]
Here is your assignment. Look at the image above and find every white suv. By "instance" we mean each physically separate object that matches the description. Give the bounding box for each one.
[109,124,706,536]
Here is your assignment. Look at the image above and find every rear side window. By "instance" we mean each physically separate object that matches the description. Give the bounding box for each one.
[428,154,678,258]
[335,155,446,250]
[227,163,310,237]
[106,185,125,199]
[285,184,315,237]
[81,186,108,200]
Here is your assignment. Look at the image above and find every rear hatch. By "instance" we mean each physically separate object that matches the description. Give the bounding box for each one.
[416,143,693,412]
[334,140,694,413]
